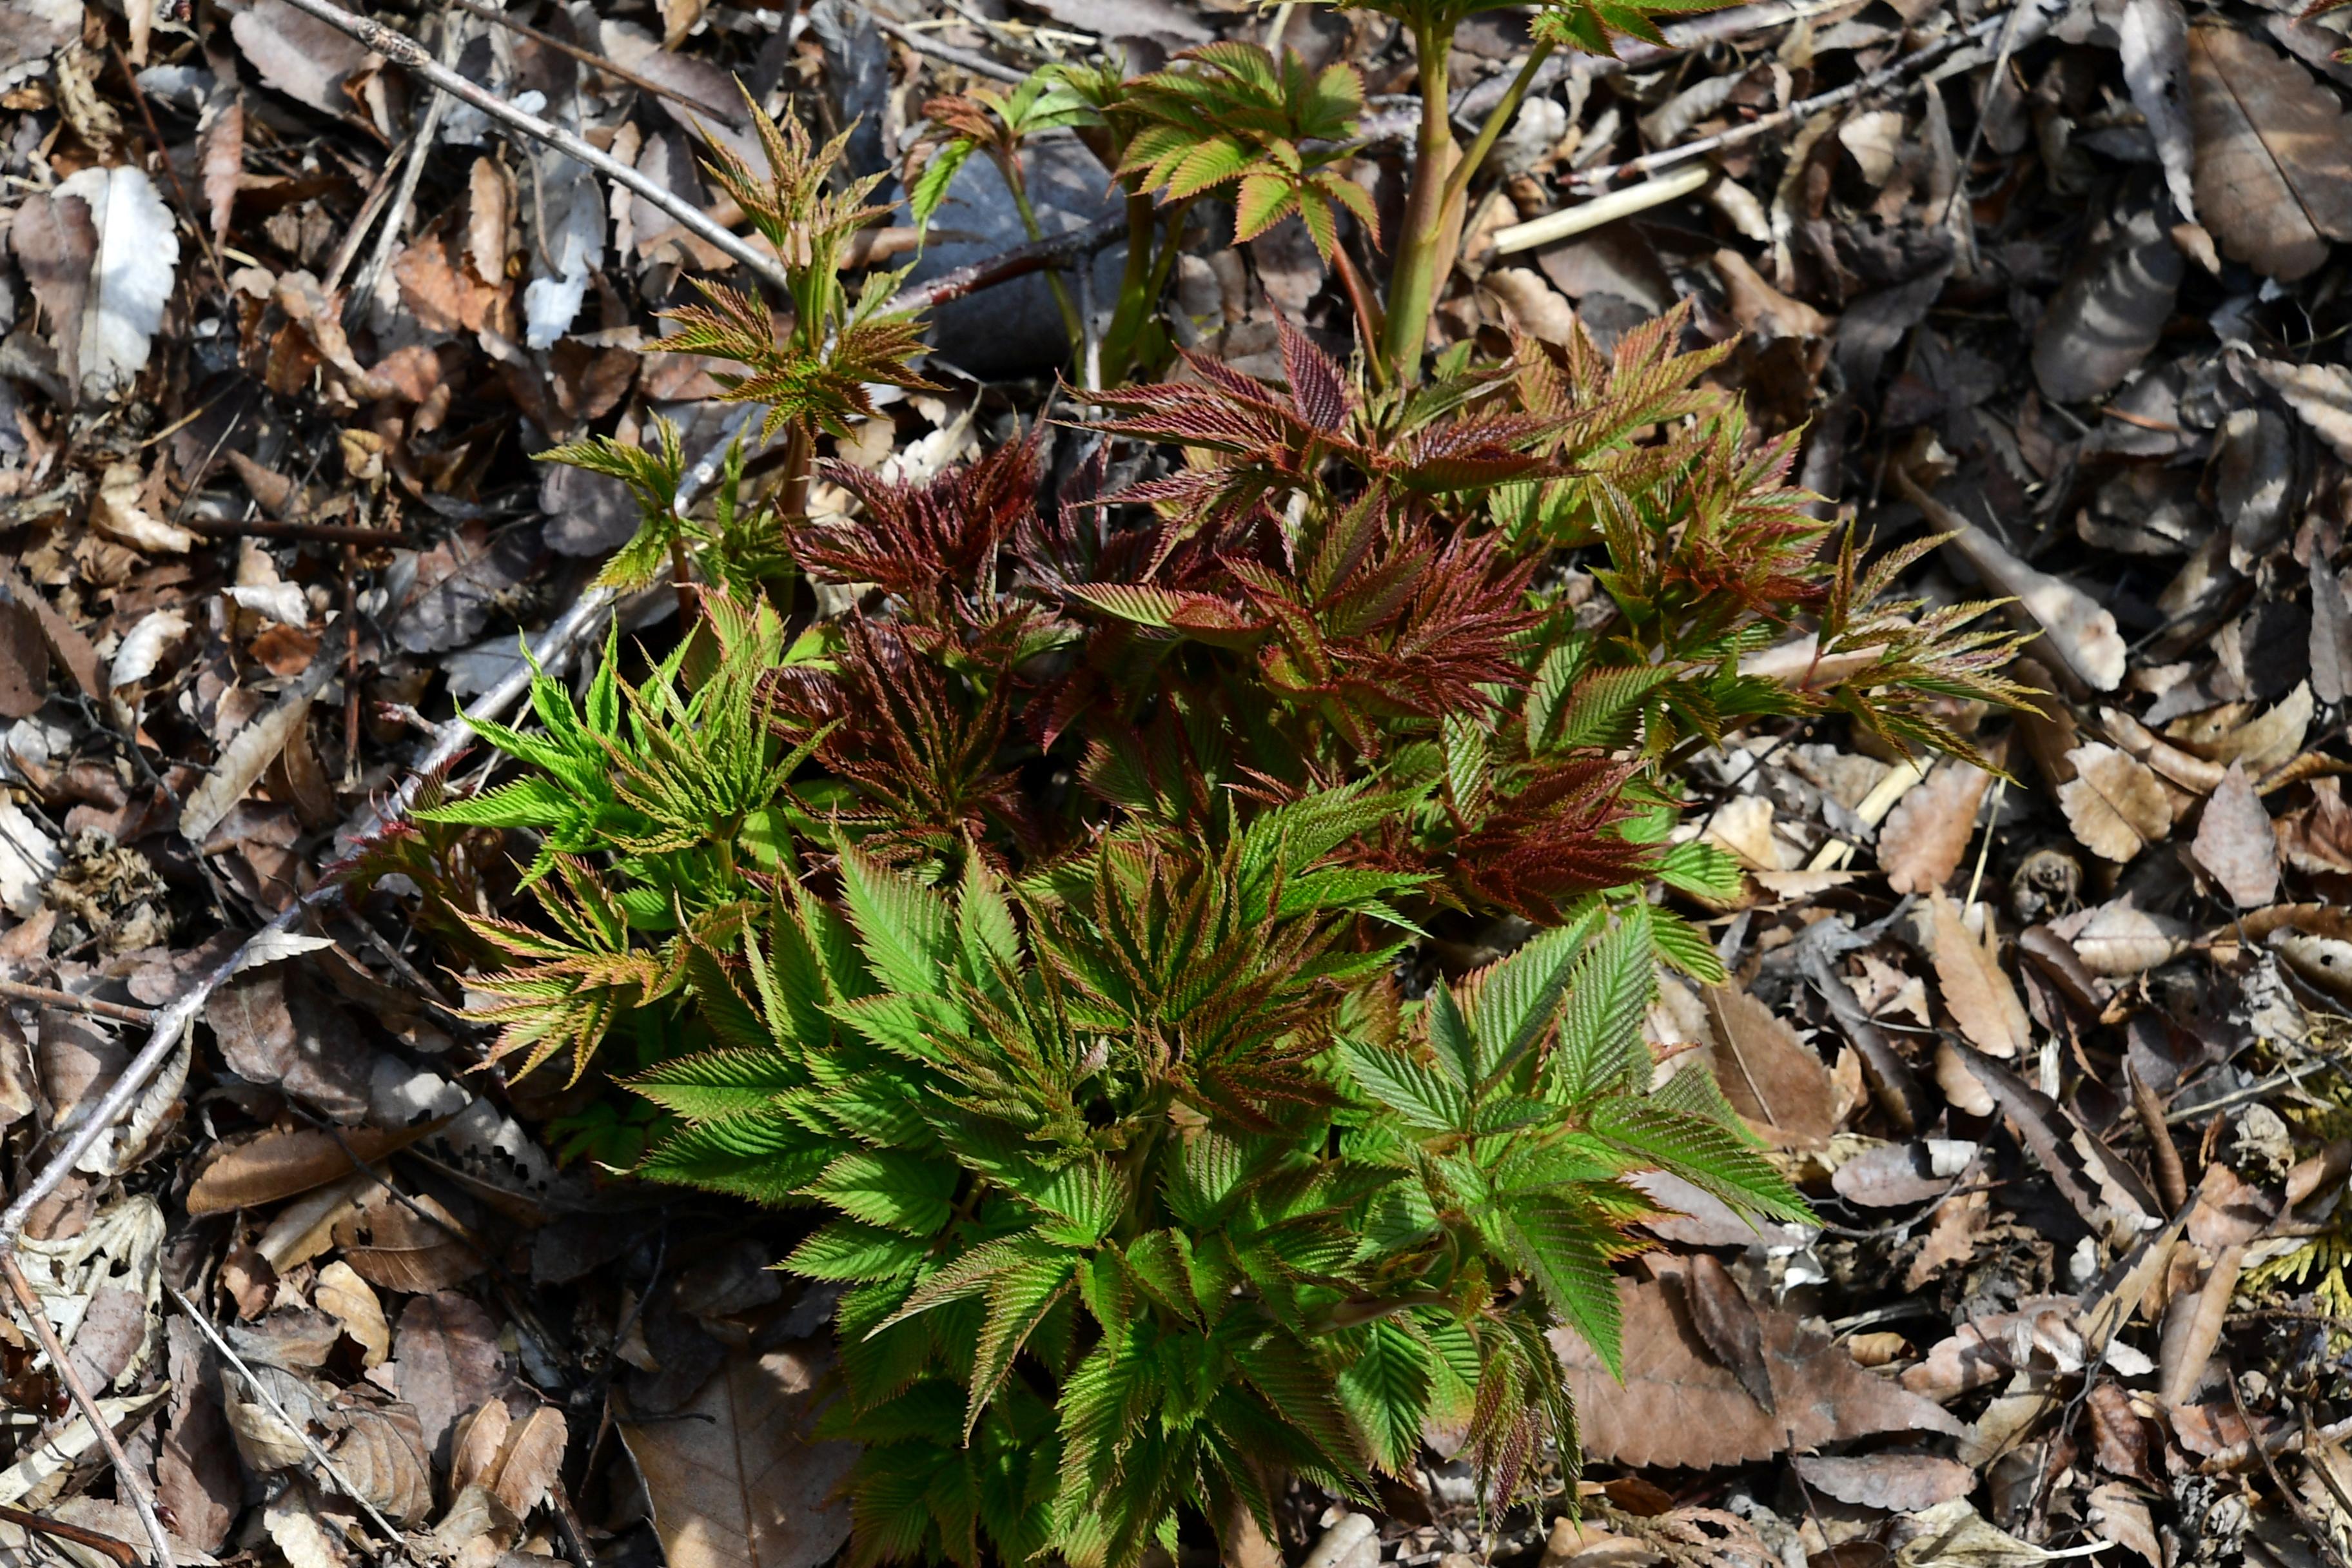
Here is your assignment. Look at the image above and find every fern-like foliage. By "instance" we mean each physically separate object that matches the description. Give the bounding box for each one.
[1117,44,1377,261]
[631,844,1796,1565]
[406,81,2039,1562]
[665,95,936,446]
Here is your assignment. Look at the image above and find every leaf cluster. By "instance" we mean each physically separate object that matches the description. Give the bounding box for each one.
[416,126,2033,1563]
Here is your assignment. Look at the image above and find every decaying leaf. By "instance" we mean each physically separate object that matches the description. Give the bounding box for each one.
[2191,762,2279,907]
[336,1190,484,1295]
[1794,1453,1976,1511]
[2188,24,2352,280]
[182,674,324,843]
[187,1123,442,1216]
[2058,743,2173,862]
[1879,761,1993,894]
[2064,897,2190,976]
[1916,484,2126,692]
[1926,893,2032,1059]
[389,1291,507,1464]
[1553,1274,1961,1468]
[1953,1045,2161,1229]
[1700,983,1838,1146]
[619,1343,858,1568]
[312,1260,391,1369]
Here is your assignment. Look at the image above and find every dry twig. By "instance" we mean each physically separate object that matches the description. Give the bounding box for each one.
[0,1255,175,1568]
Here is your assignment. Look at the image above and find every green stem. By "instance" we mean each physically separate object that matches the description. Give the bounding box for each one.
[1002,155,1086,359]
[1441,39,1556,217]
[1378,17,1458,384]
[1101,191,1159,384]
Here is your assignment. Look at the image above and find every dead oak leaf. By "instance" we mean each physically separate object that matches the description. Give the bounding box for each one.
[1553,1275,1961,1468]
[2191,761,2279,907]
[2058,742,2173,863]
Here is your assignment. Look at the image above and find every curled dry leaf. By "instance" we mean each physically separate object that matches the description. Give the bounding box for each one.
[1927,892,2032,1059]
[2058,743,2173,863]
[1908,478,2126,692]
[1793,1453,1976,1511]
[1878,761,1993,894]
[2257,358,2352,463]
[311,1260,391,1369]
[1553,1276,1960,1469]
[186,1122,444,1217]
[2064,898,2189,977]
[2190,762,2279,908]
[2188,23,2352,280]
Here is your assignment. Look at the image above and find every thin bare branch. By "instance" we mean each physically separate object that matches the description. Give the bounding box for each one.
[0,1255,174,1568]
[266,0,794,292]
[161,1284,407,1550]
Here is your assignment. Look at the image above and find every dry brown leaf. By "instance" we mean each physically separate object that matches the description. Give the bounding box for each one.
[1482,269,1577,344]
[186,1123,440,1216]
[485,1406,566,1516]
[2030,199,2180,404]
[2063,898,2189,976]
[466,158,510,286]
[1831,1139,1980,1208]
[391,1291,506,1465]
[1894,1501,2073,1568]
[2086,1382,2160,1486]
[1680,1254,1774,1416]
[2261,358,2352,462]
[1927,893,2031,1059]
[336,1190,483,1295]
[182,678,321,843]
[2057,742,2173,862]
[1903,1298,2118,1402]
[2204,680,2311,774]
[199,95,242,248]
[1792,1453,1975,1511]
[620,1343,857,1568]
[2188,24,2352,280]
[1700,984,1837,1146]
[2191,762,2279,907]
[449,1398,511,1496]
[1905,1184,1990,1291]
[1710,250,1831,339]
[159,1317,238,1553]
[313,1260,391,1369]
[2085,1482,2162,1565]
[230,0,373,115]
[2313,556,2352,709]
[328,1391,432,1524]
[1879,761,1992,894]
[1553,1274,1960,1468]
[1917,485,2126,691]
[204,965,375,1122]
[660,0,707,49]
[1952,1045,2161,1229]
